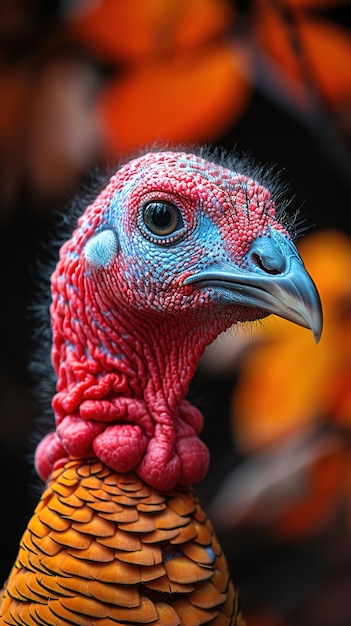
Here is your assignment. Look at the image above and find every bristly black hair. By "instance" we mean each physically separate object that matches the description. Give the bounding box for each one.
[196,144,306,240]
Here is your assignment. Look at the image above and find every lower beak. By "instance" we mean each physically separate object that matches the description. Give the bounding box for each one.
[184,232,323,343]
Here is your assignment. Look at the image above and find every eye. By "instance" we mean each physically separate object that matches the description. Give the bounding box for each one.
[142,201,184,238]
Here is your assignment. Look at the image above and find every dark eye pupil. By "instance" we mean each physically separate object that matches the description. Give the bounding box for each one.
[152,203,171,227]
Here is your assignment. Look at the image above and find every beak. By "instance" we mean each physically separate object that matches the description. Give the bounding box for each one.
[184,230,323,343]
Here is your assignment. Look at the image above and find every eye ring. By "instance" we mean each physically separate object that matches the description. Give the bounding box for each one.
[142,200,184,239]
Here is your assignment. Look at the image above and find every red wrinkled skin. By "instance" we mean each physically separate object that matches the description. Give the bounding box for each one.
[35,151,288,490]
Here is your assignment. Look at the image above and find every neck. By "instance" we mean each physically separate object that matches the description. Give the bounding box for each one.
[45,273,221,490]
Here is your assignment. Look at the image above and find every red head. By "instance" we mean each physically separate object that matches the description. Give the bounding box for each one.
[35,150,322,490]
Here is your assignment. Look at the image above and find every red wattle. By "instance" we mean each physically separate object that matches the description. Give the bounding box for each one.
[57,415,105,456]
[35,432,68,482]
[93,424,148,473]
[177,436,210,485]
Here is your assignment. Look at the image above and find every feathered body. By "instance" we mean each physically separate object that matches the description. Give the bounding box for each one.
[0,149,322,625]
[1,460,240,625]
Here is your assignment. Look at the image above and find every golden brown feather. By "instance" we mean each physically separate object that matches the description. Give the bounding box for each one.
[1,458,244,625]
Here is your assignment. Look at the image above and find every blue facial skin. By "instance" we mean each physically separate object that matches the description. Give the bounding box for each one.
[82,167,246,319]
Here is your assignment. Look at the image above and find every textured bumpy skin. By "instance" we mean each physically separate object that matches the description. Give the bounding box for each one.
[35,150,289,492]
[1,459,243,625]
[0,149,321,625]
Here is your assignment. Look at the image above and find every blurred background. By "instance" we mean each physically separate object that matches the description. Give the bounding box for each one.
[0,1,350,624]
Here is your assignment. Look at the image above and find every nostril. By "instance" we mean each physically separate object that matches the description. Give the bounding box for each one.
[248,234,287,275]
[251,252,283,275]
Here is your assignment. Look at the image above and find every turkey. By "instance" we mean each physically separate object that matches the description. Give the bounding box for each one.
[0,148,322,625]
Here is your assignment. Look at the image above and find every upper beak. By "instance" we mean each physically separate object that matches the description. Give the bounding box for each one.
[184,230,323,343]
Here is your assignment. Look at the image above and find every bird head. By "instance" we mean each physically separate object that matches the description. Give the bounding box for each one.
[37,149,322,489]
[71,150,321,336]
